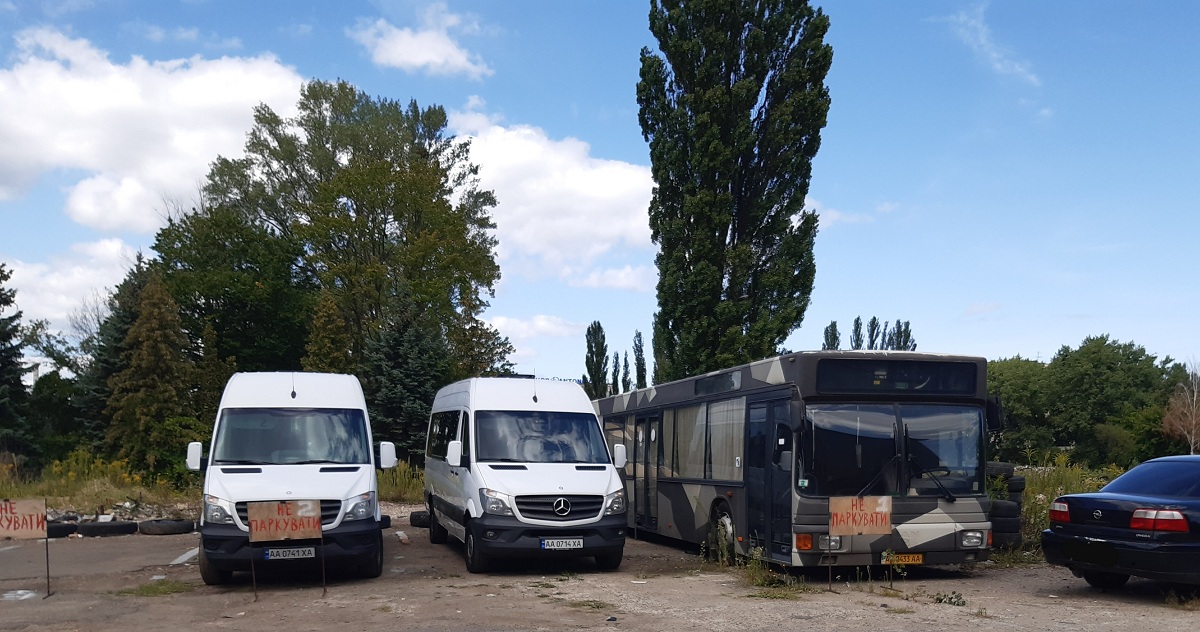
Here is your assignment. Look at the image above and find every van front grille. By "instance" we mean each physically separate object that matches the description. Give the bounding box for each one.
[236,499,341,526]
[515,495,603,521]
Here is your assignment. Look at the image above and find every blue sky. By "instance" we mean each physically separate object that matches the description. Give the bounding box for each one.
[1,1,1198,383]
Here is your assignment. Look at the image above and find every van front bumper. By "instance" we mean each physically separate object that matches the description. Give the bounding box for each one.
[470,513,626,558]
[198,518,382,572]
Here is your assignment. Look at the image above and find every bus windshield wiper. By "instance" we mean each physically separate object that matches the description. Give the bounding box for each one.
[907,457,956,502]
[856,454,901,497]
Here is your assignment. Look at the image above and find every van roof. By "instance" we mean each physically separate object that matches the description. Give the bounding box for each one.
[434,377,593,413]
[218,372,367,410]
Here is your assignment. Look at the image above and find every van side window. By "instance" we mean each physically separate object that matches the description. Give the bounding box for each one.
[460,412,471,465]
[427,410,460,460]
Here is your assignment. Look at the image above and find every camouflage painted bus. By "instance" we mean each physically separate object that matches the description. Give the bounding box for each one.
[594,350,1003,568]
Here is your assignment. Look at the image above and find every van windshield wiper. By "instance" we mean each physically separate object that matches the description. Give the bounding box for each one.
[292,459,345,465]
[214,459,270,465]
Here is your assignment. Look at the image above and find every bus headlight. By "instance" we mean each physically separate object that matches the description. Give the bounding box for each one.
[480,489,514,516]
[604,489,627,515]
[344,492,376,521]
[204,495,234,525]
[961,530,984,548]
[818,534,842,550]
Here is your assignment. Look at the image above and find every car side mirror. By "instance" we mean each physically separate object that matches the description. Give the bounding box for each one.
[447,440,462,468]
[612,443,627,469]
[378,441,398,469]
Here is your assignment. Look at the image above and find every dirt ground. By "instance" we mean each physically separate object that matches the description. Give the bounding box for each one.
[3,503,1199,631]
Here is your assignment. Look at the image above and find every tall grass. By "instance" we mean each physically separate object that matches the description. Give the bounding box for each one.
[0,449,191,514]
[377,460,425,503]
[1019,452,1123,552]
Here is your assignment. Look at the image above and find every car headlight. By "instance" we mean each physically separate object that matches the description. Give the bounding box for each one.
[961,530,984,548]
[344,492,376,521]
[204,495,234,525]
[604,489,626,515]
[480,488,514,516]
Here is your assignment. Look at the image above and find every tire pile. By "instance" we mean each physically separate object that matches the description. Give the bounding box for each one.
[986,461,1025,551]
[44,518,196,539]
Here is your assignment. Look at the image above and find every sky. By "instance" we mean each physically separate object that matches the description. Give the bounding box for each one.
[2,1,1198,385]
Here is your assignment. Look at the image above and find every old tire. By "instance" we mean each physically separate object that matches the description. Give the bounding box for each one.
[986,461,1016,479]
[1082,571,1130,590]
[47,521,77,539]
[1007,475,1026,493]
[359,530,385,578]
[409,510,431,529]
[138,519,195,535]
[198,547,232,586]
[429,509,448,544]
[990,516,1021,533]
[77,520,138,537]
[992,531,1023,550]
[595,550,623,571]
[990,500,1021,518]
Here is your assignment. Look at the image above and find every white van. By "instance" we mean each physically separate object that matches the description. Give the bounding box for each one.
[424,377,628,572]
[186,372,397,585]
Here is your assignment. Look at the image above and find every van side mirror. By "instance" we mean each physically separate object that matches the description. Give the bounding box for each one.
[186,442,203,471]
[778,451,792,473]
[378,441,398,469]
[447,440,463,468]
[612,443,627,469]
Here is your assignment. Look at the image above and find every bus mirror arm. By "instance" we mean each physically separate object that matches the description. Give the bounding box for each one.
[856,454,901,498]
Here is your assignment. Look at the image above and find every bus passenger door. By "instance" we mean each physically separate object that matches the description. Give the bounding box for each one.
[634,414,660,529]
[746,399,794,562]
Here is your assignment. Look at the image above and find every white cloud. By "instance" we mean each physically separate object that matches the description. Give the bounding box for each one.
[943,3,1040,87]
[488,315,583,342]
[806,197,872,227]
[450,102,654,281]
[8,238,137,328]
[0,27,305,233]
[964,302,1002,317]
[346,4,492,80]
[570,265,656,292]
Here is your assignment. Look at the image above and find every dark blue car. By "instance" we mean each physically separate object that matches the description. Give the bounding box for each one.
[1041,455,1200,589]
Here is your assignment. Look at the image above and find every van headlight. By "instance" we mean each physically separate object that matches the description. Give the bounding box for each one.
[604,489,626,515]
[344,492,376,521]
[480,488,514,516]
[204,495,234,525]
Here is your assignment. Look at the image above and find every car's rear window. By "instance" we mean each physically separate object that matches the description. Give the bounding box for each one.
[1102,461,1200,497]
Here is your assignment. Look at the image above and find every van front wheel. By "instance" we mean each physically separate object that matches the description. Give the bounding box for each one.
[198,547,231,585]
[465,528,490,573]
[358,530,384,578]
[595,550,623,571]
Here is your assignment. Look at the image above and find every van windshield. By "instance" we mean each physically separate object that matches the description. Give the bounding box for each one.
[475,411,610,464]
[211,408,371,465]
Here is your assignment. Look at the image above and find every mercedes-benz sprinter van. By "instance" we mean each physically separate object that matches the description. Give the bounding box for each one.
[186,372,397,584]
[424,377,627,572]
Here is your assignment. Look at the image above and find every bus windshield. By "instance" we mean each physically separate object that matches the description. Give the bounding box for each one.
[475,411,610,464]
[803,404,983,497]
[211,408,371,465]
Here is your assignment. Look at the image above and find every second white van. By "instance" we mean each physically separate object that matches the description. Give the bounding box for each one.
[424,377,628,572]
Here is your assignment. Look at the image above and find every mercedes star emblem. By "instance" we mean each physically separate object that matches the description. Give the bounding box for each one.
[553,497,571,516]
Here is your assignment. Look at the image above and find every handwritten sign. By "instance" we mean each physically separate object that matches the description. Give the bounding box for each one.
[0,498,47,540]
[247,500,321,542]
[829,496,892,536]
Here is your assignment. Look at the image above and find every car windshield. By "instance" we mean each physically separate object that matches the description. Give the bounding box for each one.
[1102,461,1200,497]
[474,411,610,464]
[211,408,370,465]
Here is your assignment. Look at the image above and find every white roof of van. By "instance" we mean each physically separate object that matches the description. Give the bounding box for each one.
[218,372,367,410]
[438,377,593,413]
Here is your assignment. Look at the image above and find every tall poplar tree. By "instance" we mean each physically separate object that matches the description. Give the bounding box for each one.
[582,321,609,399]
[632,330,648,389]
[639,0,832,381]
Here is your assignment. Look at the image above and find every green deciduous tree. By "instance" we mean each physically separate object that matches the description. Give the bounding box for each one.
[633,330,648,389]
[154,202,314,372]
[987,356,1053,463]
[611,351,621,395]
[849,317,864,350]
[194,322,237,426]
[203,79,509,377]
[582,321,610,399]
[1162,365,1200,455]
[821,321,839,350]
[639,0,832,381]
[105,272,195,476]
